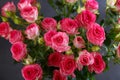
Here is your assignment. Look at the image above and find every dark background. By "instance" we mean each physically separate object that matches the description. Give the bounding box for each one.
[0,0,120,80]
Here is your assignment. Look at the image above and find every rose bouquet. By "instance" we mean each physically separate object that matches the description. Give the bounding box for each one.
[0,0,120,80]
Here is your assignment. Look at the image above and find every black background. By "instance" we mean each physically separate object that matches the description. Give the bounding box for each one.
[0,0,120,80]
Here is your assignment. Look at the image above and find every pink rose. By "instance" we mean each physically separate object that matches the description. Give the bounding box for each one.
[0,22,11,39]
[88,52,106,74]
[10,42,27,62]
[75,10,96,29]
[73,36,85,48]
[65,0,77,3]
[86,23,106,46]
[117,43,120,58]
[60,18,78,35]
[48,52,63,67]
[44,30,57,46]
[85,0,99,12]
[17,0,32,10]
[78,50,94,66]
[41,17,57,31]
[9,30,23,44]
[25,23,40,40]
[116,0,120,11]
[21,6,38,23]
[1,2,16,17]
[60,55,76,76]
[51,32,71,52]
[53,70,67,80]
[22,64,43,80]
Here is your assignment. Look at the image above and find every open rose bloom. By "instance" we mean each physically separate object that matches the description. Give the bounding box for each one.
[1,0,120,80]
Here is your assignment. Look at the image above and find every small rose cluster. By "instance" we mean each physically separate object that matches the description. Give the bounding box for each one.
[0,0,107,80]
[48,50,105,80]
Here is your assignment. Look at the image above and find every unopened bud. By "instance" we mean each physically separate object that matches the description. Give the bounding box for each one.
[92,46,100,52]
[66,49,73,55]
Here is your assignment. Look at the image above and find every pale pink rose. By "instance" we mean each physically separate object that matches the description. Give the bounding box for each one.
[60,18,78,35]
[73,36,85,48]
[48,52,63,67]
[75,10,96,29]
[21,6,38,23]
[9,30,23,44]
[116,0,120,11]
[41,17,57,31]
[44,30,57,46]
[0,22,12,39]
[51,32,71,52]
[25,23,40,40]
[22,64,43,80]
[85,0,99,11]
[117,43,120,58]
[1,2,16,17]
[88,52,106,74]
[66,0,77,3]
[10,42,27,62]
[86,23,106,46]
[53,70,67,80]
[60,55,76,76]
[78,50,94,66]
[17,0,31,10]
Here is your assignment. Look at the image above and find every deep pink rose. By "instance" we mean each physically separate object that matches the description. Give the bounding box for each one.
[117,44,120,58]
[116,0,120,11]
[17,0,32,10]
[22,64,43,80]
[1,2,16,17]
[44,30,57,46]
[88,52,106,74]
[41,17,57,31]
[51,32,71,52]
[48,52,63,67]
[73,36,85,48]
[10,42,27,62]
[75,10,96,29]
[25,23,40,40]
[21,6,38,23]
[53,70,67,80]
[85,0,99,11]
[60,18,78,35]
[78,50,94,66]
[0,22,11,39]
[86,23,106,46]
[60,55,76,76]
[9,30,23,44]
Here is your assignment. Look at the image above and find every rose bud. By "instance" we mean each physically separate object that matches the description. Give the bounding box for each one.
[25,23,40,40]
[1,2,16,17]
[65,0,77,4]
[73,36,85,48]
